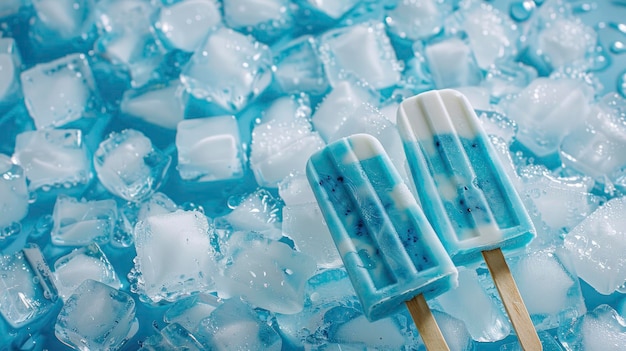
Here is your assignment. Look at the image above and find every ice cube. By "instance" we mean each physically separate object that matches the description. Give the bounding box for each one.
[249,105,325,187]
[164,293,221,331]
[29,0,97,50]
[137,192,178,222]
[564,196,626,295]
[297,0,360,21]
[0,38,21,111]
[435,268,511,342]
[560,93,626,186]
[328,313,407,349]
[420,36,482,89]
[278,171,316,206]
[176,115,245,182]
[54,279,138,351]
[261,94,312,125]
[484,60,537,103]
[500,330,565,351]
[422,310,474,351]
[224,188,281,234]
[217,231,317,314]
[121,80,187,130]
[141,322,204,351]
[20,53,101,129]
[0,103,34,156]
[319,22,402,90]
[537,18,597,69]
[12,129,91,194]
[558,304,626,351]
[503,77,593,157]
[93,129,171,202]
[311,79,380,141]
[509,247,586,330]
[384,0,446,41]
[0,154,28,232]
[180,27,273,113]
[154,0,221,52]
[130,210,217,303]
[222,0,293,43]
[50,195,117,246]
[195,298,282,350]
[272,35,329,95]
[53,243,121,301]
[0,245,58,328]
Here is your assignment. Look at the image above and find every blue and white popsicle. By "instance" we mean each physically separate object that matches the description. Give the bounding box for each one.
[306,133,458,350]
[396,89,541,350]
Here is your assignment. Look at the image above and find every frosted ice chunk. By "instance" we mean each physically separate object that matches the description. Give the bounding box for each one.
[0,38,21,111]
[319,22,402,90]
[141,322,204,351]
[261,94,312,124]
[195,298,282,350]
[176,115,245,182]
[20,53,101,129]
[53,243,121,301]
[504,77,593,157]
[558,304,626,351]
[154,0,221,52]
[12,129,91,193]
[0,154,28,231]
[421,37,482,89]
[278,172,316,206]
[564,196,626,295]
[217,231,317,314]
[273,35,329,95]
[164,293,221,331]
[519,165,601,234]
[222,0,293,42]
[560,93,626,186]
[298,0,359,20]
[450,1,519,69]
[485,61,537,103]
[0,245,58,328]
[500,331,565,351]
[181,27,273,113]
[509,247,586,330]
[130,210,217,303]
[93,129,171,202]
[30,0,97,45]
[435,268,510,342]
[54,279,138,351]
[121,81,187,130]
[537,18,597,69]
[250,105,325,187]
[311,80,379,141]
[424,310,474,351]
[384,0,445,41]
[137,192,178,222]
[51,195,117,246]
[224,188,281,234]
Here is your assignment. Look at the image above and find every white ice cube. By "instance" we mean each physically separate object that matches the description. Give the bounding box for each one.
[384,0,444,41]
[0,154,28,230]
[121,81,187,130]
[51,195,118,246]
[155,0,221,52]
[538,18,596,69]
[422,37,482,89]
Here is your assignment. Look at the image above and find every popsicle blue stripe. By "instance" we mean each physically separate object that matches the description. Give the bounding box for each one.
[307,133,457,321]
[397,90,535,267]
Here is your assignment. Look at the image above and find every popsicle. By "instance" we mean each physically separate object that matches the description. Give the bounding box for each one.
[396,89,541,350]
[306,133,458,350]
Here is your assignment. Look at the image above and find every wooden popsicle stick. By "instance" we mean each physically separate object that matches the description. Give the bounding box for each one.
[482,248,542,351]
[405,294,450,351]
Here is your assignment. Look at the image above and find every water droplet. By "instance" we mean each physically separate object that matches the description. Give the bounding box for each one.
[618,71,626,98]
[610,41,626,54]
[510,1,535,22]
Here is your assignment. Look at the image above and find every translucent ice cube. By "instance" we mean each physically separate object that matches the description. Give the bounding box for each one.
[0,245,58,328]
[217,231,317,314]
[560,93,626,186]
[54,279,138,351]
[121,80,187,130]
[272,35,329,95]
[20,53,101,130]
[195,298,282,350]
[249,108,325,187]
[222,0,293,43]
[328,313,407,349]
[141,322,204,351]
[12,129,91,193]
[509,247,586,330]
[137,192,178,222]
[319,22,402,90]
[0,38,22,111]
[224,188,281,234]
[51,195,117,246]
[93,129,171,202]
[180,27,273,113]
[558,304,626,351]
[564,196,626,295]
[164,293,221,331]
[176,115,245,182]
[297,0,360,21]
[435,268,510,342]
[311,79,380,141]
[30,0,97,47]
[423,310,474,351]
[53,243,121,301]
[503,77,593,157]
[421,37,482,89]
[0,154,28,231]
[384,0,446,41]
[500,330,565,351]
[130,210,217,303]
[154,0,221,52]
[537,18,597,69]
